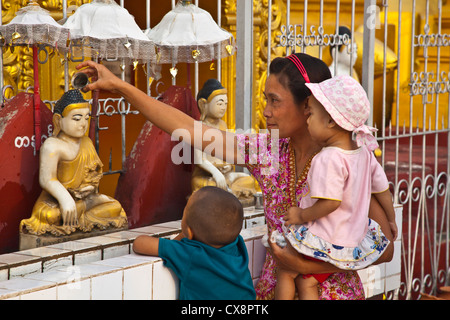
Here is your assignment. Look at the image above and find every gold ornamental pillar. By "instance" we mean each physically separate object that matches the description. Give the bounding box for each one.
[221,0,288,132]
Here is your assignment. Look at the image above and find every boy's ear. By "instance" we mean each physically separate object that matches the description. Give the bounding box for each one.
[185,225,195,240]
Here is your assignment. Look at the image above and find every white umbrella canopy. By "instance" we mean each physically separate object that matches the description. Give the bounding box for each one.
[63,0,154,62]
[146,0,235,65]
[0,0,69,51]
[0,0,70,152]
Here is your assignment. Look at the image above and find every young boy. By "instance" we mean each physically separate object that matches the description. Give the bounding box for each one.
[133,186,256,300]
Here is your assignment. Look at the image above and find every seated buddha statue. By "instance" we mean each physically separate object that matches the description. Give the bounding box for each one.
[191,79,260,205]
[20,89,127,236]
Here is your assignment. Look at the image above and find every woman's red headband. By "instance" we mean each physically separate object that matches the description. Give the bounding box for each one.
[286,54,310,83]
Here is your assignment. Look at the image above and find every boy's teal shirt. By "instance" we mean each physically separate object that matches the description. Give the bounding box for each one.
[158,235,256,300]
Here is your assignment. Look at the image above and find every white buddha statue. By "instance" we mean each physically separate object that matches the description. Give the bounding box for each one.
[329,26,359,82]
[191,79,259,205]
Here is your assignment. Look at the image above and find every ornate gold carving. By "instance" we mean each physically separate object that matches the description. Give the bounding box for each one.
[221,0,287,131]
[2,1,29,25]
[2,46,32,98]
[254,0,287,131]
[2,1,31,97]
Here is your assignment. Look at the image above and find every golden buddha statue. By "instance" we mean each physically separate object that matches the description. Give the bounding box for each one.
[191,79,260,205]
[20,89,127,236]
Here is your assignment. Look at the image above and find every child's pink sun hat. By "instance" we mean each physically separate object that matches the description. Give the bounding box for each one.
[305,74,379,151]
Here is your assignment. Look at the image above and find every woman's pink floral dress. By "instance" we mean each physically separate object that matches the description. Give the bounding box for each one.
[236,133,365,300]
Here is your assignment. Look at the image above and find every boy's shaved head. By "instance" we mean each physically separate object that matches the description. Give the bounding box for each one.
[185,186,244,246]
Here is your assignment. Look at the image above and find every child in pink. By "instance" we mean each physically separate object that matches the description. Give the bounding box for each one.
[276,75,398,300]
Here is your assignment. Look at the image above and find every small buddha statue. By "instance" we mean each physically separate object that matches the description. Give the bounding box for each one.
[191,79,260,205]
[20,89,127,236]
[329,26,359,82]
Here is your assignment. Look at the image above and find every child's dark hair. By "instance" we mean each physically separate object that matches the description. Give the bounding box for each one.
[269,53,332,105]
[185,186,243,247]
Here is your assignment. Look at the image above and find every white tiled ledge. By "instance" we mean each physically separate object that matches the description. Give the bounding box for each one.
[0,224,267,300]
[0,207,265,282]
[0,205,402,300]
[0,221,182,282]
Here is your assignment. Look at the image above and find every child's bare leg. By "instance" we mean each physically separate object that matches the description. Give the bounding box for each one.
[295,275,320,300]
[275,268,298,300]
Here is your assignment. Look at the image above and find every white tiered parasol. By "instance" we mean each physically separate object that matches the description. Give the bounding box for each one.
[0,0,69,51]
[146,0,235,81]
[0,0,70,152]
[62,0,155,142]
[63,0,154,63]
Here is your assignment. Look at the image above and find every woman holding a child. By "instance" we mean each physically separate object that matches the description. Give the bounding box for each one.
[77,52,394,300]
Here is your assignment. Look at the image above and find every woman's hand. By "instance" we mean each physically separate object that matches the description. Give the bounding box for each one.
[266,231,306,273]
[76,61,121,94]
[266,231,341,275]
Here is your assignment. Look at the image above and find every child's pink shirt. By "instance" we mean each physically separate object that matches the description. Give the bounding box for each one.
[300,146,389,247]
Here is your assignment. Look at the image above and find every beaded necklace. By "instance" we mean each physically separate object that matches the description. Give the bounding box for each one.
[287,141,317,207]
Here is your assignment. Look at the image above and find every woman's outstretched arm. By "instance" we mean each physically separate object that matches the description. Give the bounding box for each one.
[76,61,240,164]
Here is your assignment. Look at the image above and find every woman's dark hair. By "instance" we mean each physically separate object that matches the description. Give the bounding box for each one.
[269,52,331,105]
